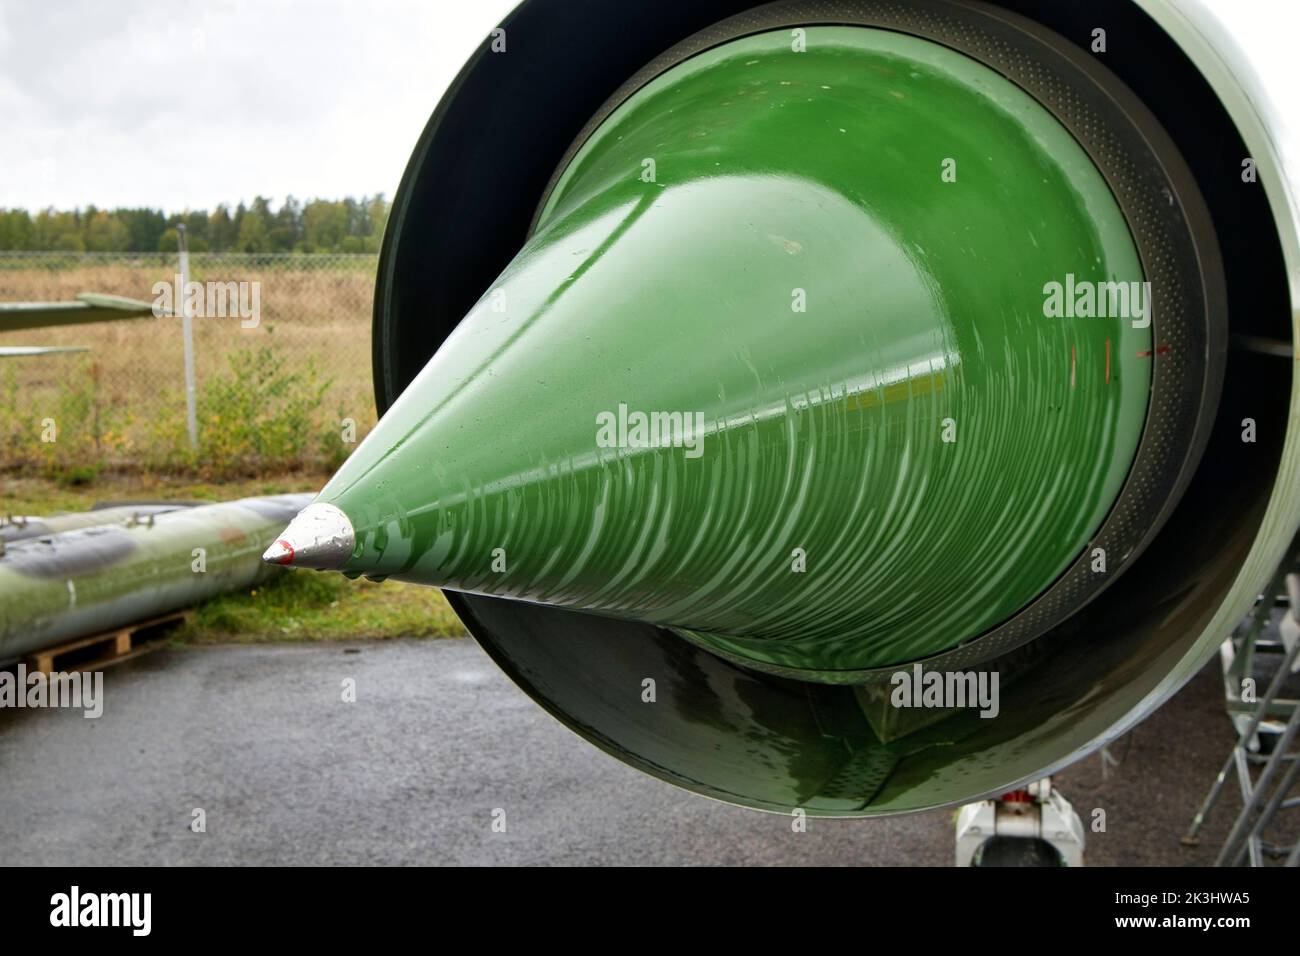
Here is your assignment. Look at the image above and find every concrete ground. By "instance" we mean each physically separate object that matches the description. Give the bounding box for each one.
[0,637,1266,866]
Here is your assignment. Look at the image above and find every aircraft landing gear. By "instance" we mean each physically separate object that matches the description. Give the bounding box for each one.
[955,778,1086,867]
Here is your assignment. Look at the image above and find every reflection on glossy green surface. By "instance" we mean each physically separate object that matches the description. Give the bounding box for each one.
[321,27,1149,675]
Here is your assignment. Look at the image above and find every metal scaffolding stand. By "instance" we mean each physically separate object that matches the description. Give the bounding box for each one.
[1182,566,1300,866]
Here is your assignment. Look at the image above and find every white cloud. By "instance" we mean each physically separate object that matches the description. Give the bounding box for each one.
[0,0,516,210]
[4,0,1298,214]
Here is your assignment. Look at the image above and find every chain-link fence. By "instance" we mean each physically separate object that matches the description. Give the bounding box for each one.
[0,252,379,478]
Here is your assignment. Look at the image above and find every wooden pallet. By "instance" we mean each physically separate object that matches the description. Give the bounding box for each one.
[25,610,193,675]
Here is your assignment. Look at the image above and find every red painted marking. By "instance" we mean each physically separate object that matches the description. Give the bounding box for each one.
[273,539,295,566]
[1105,337,1111,384]
[1137,344,1171,359]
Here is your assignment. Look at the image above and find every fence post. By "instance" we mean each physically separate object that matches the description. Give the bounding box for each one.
[177,225,198,451]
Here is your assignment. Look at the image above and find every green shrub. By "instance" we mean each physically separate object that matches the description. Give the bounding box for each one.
[192,346,332,475]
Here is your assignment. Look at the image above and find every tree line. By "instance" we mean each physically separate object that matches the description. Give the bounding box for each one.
[0,196,391,254]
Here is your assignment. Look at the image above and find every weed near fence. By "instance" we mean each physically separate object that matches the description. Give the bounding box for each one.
[0,253,378,479]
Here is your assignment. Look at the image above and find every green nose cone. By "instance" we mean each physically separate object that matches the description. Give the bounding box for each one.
[298,27,1151,679]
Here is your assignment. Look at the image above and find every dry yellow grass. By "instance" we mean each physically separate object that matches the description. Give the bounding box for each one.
[0,260,380,471]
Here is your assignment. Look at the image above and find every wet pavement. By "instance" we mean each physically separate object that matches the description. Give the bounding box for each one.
[0,637,1251,866]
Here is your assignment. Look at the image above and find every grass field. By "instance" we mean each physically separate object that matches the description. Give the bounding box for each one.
[0,257,379,474]
[2,470,467,644]
[183,573,464,644]
[1,469,321,513]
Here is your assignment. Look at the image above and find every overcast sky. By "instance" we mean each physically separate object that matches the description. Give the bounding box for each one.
[0,0,515,211]
[0,0,1294,213]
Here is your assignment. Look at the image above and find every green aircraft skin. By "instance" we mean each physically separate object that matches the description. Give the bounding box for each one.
[0,346,89,358]
[0,292,163,357]
[0,293,158,333]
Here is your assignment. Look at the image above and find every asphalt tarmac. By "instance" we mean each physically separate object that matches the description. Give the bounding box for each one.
[0,637,1259,866]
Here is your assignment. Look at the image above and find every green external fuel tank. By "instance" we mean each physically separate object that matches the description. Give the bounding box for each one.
[0,495,310,663]
[1,504,191,544]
